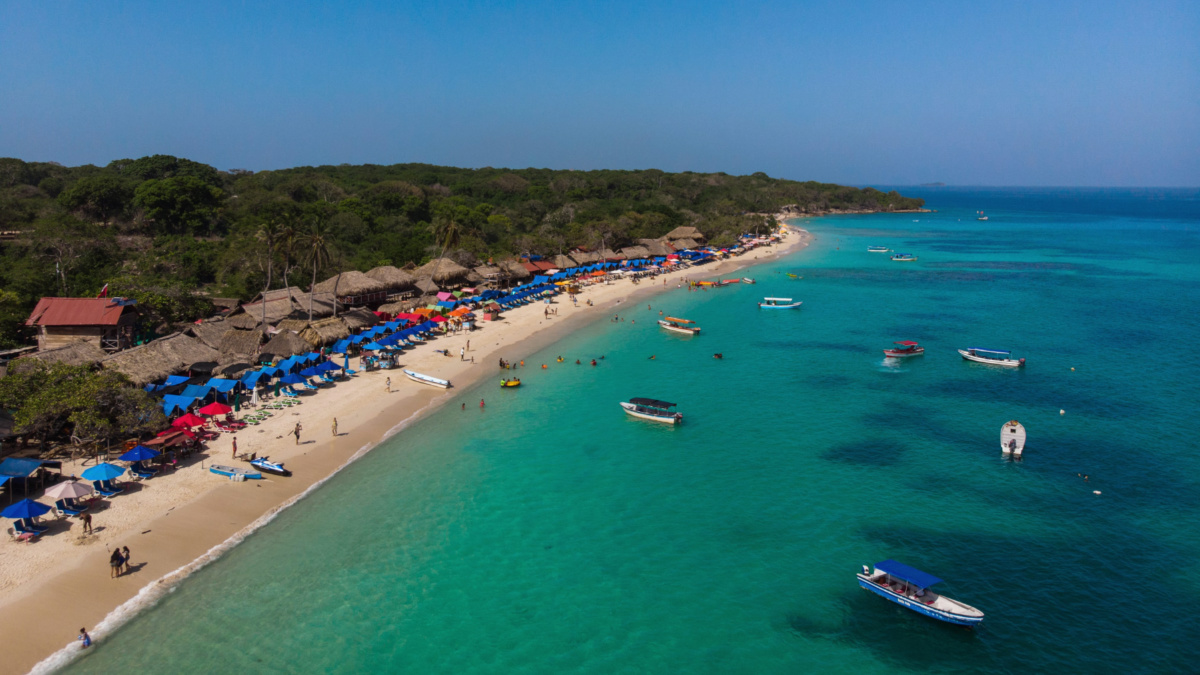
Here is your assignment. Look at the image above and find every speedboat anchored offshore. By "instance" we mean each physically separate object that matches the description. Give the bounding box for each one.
[857,560,985,627]
[620,398,683,425]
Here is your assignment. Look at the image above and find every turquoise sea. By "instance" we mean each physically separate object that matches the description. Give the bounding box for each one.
[64,188,1200,674]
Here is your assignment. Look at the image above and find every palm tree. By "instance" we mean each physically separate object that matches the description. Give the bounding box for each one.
[279,217,299,289]
[303,218,332,323]
[430,215,462,286]
[255,218,281,331]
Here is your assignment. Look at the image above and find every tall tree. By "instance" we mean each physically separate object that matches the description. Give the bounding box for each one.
[256,217,281,329]
[57,175,132,225]
[302,218,332,322]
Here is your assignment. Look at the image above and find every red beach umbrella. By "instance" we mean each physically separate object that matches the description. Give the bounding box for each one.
[171,413,207,428]
[197,402,233,416]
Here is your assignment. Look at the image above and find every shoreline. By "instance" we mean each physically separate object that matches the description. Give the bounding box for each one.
[6,227,812,674]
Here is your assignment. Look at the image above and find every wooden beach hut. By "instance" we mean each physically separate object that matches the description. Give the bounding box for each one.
[101,332,219,387]
[311,271,388,307]
[261,330,311,358]
[25,297,140,353]
[413,258,470,285]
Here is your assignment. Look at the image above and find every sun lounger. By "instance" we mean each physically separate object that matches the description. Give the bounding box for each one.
[301,381,321,391]
[12,522,40,540]
[54,499,87,516]
[92,479,123,497]
[20,517,48,533]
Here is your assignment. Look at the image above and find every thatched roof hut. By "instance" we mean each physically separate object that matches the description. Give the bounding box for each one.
[597,248,623,260]
[497,260,531,280]
[311,270,386,296]
[570,250,601,263]
[638,239,676,256]
[14,341,107,371]
[186,319,229,349]
[262,330,311,358]
[340,308,379,331]
[619,245,651,259]
[226,313,263,330]
[299,317,350,348]
[413,258,470,284]
[365,266,416,291]
[673,238,701,250]
[274,318,311,334]
[217,357,255,379]
[414,277,439,294]
[665,225,705,241]
[101,332,220,386]
[220,328,264,356]
[377,301,407,315]
[553,254,579,269]
[473,265,502,280]
[232,287,339,326]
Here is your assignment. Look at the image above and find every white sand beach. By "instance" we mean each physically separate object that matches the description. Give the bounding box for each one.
[1,228,810,674]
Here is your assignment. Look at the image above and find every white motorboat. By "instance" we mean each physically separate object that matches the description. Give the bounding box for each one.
[891,253,918,262]
[658,317,700,336]
[758,297,802,309]
[868,246,891,253]
[1002,420,1026,458]
[620,398,683,425]
[958,348,1025,368]
[403,369,452,388]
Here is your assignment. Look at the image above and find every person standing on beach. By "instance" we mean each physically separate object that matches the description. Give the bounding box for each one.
[385,377,391,393]
[231,436,238,459]
[80,511,92,535]
[110,548,124,578]
[122,546,131,574]
[331,418,338,437]
[78,628,92,649]
[294,423,302,445]
[466,340,470,351]
[460,347,465,361]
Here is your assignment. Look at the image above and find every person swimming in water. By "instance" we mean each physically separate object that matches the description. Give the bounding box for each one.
[590,359,597,366]
[648,355,656,360]
[713,353,723,359]
[575,359,581,365]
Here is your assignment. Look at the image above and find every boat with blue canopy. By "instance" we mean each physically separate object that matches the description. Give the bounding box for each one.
[758,297,802,309]
[891,253,918,262]
[958,347,1025,368]
[857,560,984,626]
[620,398,683,425]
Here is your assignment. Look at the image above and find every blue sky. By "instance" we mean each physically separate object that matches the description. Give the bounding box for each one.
[1,0,1196,185]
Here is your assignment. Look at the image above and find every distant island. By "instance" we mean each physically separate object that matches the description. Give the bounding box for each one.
[919,182,946,187]
[0,156,924,347]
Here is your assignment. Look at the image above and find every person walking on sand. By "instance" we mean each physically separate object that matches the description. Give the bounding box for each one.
[331,418,338,437]
[80,511,92,535]
[385,377,391,393]
[466,340,470,351]
[231,436,238,459]
[294,423,302,445]
[122,546,131,575]
[460,347,465,361]
[110,548,124,578]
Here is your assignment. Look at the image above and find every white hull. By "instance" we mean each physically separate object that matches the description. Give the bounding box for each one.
[403,369,452,388]
[1002,421,1026,457]
[620,402,682,424]
[759,302,802,309]
[958,350,1024,368]
[658,321,699,335]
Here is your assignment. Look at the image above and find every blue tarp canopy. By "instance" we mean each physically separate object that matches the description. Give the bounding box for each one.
[240,371,267,388]
[383,321,401,330]
[279,373,305,385]
[299,367,321,377]
[330,339,351,354]
[437,301,456,309]
[144,375,189,392]
[180,384,212,400]
[350,334,366,344]
[316,361,340,372]
[0,457,45,478]
[362,341,384,350]
[162,394,196,415]
[206,378,239,393]
[874,560,943,588]
[532,275,550,284]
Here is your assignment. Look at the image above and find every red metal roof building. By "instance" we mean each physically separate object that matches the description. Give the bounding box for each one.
[25,297,139,352]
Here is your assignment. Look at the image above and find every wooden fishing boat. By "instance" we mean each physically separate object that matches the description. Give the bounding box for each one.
[891,253,918,262]
[209,464,263,480]
[658,317,700,335]
[620,398,683,425]
[868,246,891,253]
[958,348,1025,368]
[758,297,802,309]
[1002,420,1026,458]
[500,378,521,388]
[858,560,984,627]
[403,369,452,388]
[883,341,925,358]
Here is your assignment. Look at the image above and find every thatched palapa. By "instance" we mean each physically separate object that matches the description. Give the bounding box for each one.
[220,328,264,356]
[311,270,387,296]
[665,225,705,241]
[570,250,601,263]
[186,319,229,349]
[340,307,379,331]
[262,330,311,358]
[231,287,339,326]
[497,260,531,280]
[619,246,651,259]
[101,332,219,386]
[365,266,416,291]
[413,258,470,284]
[13,341,107,371]
[672,238,701,250]
[598,248,623,260]
[414,277,439,294]
[637,239,676,257]
[273,319,311,334]
[299,317,350,347]
[553,254,579,269]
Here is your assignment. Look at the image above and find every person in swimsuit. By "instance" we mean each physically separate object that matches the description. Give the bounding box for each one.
[78,628,91,649]
[110,549,124,578]
[122,546,131,574]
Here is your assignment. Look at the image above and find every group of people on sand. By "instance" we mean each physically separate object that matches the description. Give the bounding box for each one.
[108,545,133,578]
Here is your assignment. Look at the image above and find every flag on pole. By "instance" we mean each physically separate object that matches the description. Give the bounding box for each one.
[97,283,109,298]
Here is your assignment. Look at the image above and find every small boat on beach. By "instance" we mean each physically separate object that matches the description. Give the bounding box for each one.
[758,297,802,309]
[659,317,701,336]
[1002,420,1026,458]
[209,464,263,480]
[404,369,452,388]
[857,560,985,627]
[883,341,925,358]
[250,457,291,477]
[620,398,683,425]
[958,348,1025,368]
[868,246,891,253]
[741,278,756,284]
[891,253,918,262]
[500,378,521,388]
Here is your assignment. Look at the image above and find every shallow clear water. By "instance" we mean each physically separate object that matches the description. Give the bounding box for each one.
[65,188,1200,674]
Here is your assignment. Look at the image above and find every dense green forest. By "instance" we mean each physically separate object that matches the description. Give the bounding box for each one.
[0,156,923,348]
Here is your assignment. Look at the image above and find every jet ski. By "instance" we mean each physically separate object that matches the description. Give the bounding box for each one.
[249,456,292,477]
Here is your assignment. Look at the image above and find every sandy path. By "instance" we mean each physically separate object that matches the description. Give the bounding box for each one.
[1,227,811,674]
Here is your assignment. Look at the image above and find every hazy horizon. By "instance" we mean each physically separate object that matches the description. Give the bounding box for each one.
[2,1,1197,187]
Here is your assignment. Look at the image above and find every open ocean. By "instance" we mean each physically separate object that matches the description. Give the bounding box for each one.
[62,188,1200,674]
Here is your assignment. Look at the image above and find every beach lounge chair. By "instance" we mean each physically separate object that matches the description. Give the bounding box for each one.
[320,373,337,384]
[12,521,40,540]
[130,462,157,479]
[54,499,87,516]
[20,517,49,533]
[92,479,123,497]
[301,381,321,391]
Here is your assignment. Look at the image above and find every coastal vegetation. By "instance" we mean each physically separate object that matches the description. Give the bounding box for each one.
[0,156,923,347]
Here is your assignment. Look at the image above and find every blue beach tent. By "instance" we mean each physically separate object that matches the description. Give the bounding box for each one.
[180,384,213,400]
[278,373,306,385]
[206,378,239,393]
[299,367,322,378]
[331,339,351,354]
[162,394,196,415]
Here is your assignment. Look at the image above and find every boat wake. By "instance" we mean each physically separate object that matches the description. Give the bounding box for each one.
[29,397,444,675]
